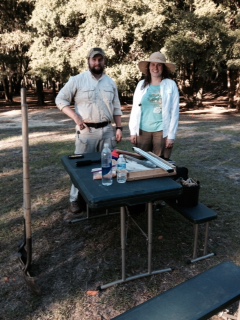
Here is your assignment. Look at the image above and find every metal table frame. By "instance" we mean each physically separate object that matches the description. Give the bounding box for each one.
[61,153,182,289]
[100,203,172,290]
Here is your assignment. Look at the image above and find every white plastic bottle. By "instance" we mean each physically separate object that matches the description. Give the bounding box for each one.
[101,143,112,186]
[117,154,127,183]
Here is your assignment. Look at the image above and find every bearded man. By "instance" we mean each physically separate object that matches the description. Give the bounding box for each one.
[55,47,122,221]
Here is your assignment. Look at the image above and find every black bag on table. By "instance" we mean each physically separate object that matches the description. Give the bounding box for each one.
[176,178,200,207]
[174,166,189,181]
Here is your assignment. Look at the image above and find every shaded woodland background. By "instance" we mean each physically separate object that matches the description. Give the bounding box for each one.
[0,0,239,110]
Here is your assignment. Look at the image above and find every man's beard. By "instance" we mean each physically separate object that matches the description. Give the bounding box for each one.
[88,64,104,75]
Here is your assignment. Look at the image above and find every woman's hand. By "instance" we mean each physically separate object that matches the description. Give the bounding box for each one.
[130,135,137,144]
[166,138,174,149]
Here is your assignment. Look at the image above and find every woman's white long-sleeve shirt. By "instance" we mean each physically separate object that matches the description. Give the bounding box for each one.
[129,78,179,140]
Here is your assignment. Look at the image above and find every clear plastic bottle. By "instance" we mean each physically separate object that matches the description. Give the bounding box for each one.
[117,154,127,183]
[101,143,112,186]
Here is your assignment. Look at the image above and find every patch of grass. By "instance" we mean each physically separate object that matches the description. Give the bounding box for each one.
[0,109,240,320]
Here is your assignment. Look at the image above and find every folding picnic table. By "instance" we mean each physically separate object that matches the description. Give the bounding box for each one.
[61,153,182,289]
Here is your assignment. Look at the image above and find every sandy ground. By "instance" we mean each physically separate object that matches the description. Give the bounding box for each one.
[0,105,237,129]
[0,108,70,128]
[1,103,240,320]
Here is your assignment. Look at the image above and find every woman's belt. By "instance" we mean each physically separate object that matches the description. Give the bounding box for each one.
[85,121,111,129]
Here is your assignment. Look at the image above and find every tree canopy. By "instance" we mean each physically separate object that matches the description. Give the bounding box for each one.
[0,0,239,107]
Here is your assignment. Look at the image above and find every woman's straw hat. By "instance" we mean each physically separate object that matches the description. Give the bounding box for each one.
[138,52,176,74]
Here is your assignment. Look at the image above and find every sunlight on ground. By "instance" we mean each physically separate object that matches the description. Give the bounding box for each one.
[183,106,236,115]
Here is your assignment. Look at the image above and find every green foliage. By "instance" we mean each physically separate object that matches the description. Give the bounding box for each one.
[107,64,140,93]
[164,1,236,97]
[0,0,33,80]
[227,28,240,70]
[0,0,34,32]
[0,0,239,100]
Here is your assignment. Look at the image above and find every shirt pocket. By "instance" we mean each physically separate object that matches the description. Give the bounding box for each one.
[102,85,114,102]
[76,87,95,102]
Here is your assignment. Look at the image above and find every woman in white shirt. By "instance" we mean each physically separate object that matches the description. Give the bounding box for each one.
[129,52,179,160]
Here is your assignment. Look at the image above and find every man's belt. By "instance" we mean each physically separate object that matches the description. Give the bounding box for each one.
[85,121,111,129]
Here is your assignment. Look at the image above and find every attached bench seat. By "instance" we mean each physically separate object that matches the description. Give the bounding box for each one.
[112,261,240,320]
[166,201,218,263]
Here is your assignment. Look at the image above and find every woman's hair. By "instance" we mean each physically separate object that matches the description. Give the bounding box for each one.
[142,63,170,88]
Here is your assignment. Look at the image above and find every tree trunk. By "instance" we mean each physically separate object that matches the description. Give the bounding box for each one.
[236,70,240,112]
[52,80,56,99]
[227,69,235,109]
[36,78,45,106]
[178,64,196,109]
[2,77,13,102]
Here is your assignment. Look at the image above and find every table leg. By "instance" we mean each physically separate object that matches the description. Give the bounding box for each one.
[99,206,127,290]
[99,203,172,290]
[147,202,172,276]
[120,206,126,281]
[148,202,153,274]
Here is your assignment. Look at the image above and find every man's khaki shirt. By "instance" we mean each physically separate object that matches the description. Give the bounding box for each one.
[55,70,122,122]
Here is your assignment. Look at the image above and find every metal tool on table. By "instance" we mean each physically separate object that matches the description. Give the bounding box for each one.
[68,154,84,159]
[124,155,157,168]
[133,147,175,173]
[115,149,143,160]
[76,158,101,167]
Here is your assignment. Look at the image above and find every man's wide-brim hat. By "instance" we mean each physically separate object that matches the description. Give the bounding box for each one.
[138,52,176,74]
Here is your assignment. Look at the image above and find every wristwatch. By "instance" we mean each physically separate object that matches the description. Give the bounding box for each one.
[116,126,123,131]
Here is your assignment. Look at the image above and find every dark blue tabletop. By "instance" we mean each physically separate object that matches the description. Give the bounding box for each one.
[61,153,182,209]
